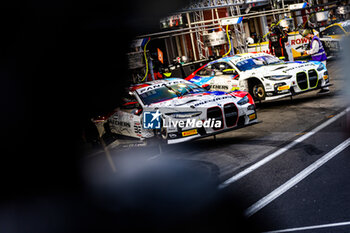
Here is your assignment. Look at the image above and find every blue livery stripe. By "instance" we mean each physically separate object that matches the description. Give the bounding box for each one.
[189,76,214,86]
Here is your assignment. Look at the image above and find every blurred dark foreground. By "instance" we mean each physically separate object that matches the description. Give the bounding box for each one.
[1,155,266,233]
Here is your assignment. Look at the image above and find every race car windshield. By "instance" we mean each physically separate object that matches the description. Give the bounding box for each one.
[139,87,179,105]
[235,58,265,71]
[262,55,283,64]
[170,83,206,96]
[139,83,206,105]
[235,56,282,71]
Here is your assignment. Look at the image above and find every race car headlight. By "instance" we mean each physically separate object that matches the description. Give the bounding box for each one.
[317,63,325,71]
[237,95,249,105]
[165,111,202,119]
[264,75,292,81]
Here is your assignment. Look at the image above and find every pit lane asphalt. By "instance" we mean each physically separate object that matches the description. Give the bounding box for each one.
[223,108,350,232]
[83,58,350,231]
[257,145,350,233]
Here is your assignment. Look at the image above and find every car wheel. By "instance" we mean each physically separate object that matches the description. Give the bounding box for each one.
[252,84,266,101]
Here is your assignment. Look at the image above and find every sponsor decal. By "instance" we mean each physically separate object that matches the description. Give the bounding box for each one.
[182,129,198,137]
[290,37,309,46]
[110,119,131,128]
[193,95,234,107]
[137,80,186,94]
[277,85,290,91]
[283,63,311,72]
[248,113,256,120]
[211,85,229,90]
[323,75,329,80]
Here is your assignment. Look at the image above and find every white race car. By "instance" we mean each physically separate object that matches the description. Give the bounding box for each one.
[93,78,258,144]
[186,53,331,101]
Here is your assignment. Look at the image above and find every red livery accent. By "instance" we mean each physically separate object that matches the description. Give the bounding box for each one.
[230,91,255,105]
[185,64,207,80]
[129,84,150,92]
[123,101,138,106]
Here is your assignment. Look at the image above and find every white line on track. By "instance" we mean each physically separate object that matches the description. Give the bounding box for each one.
[218,107,350,189]
[147,154,161,160]
[263,220,350,233]
[245,137,350,217]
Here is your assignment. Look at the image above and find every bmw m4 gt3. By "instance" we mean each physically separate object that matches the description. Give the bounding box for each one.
[93,78,258,144]
[186,53,331,101]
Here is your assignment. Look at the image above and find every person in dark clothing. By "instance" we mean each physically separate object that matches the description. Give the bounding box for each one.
[268,25,289,61]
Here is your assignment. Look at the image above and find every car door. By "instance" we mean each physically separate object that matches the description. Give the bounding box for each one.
[108,93,144,139]
[207,62,240,92]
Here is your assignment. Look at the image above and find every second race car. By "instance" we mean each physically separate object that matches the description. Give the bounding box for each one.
[319,20,350,57]
[186,53,331,101]
[93,78,258,144]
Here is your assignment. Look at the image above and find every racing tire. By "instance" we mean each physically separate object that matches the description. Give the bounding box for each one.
[252,83,266,101]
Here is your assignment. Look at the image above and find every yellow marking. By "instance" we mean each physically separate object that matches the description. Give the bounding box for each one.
[277,85,290,91]
[296,132,307,136]
[248,113,256,120]
[323,75,329,80]
[248,41,269,47]
[163,72,172,77]
[288,31,300,35]
[182,129,198,137]
[291,48,302,58]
